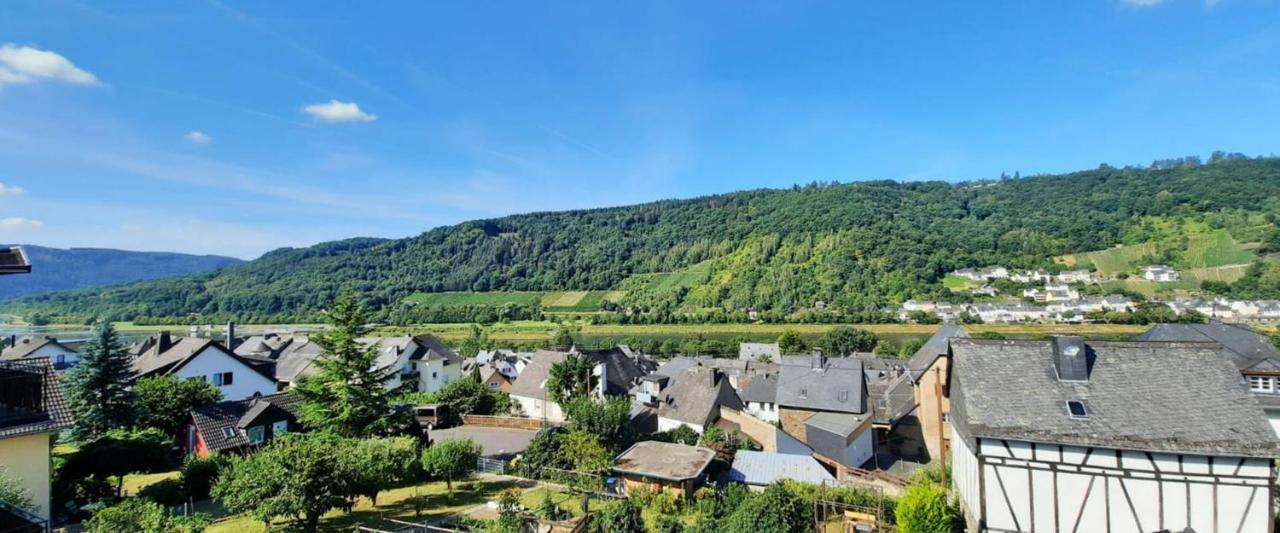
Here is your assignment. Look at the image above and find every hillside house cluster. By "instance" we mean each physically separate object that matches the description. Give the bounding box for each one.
[952,266,1097,285]
[1142,264,1181,282]
[899,296,1135,323]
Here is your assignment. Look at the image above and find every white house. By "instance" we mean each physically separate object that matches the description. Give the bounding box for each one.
[132,332,278,400]
[510,347,654,423]
[1141,264,1180,282]
[1,336,79,369]
[509,350,569,423]
[367,334,463,394]
[949,336,1279,532]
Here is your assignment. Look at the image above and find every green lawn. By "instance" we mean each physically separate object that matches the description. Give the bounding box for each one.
[404,291,546,307]
[1059,228,1256,276]
[121,471,180,498]
[206,478,526,532]
[941,275,979,291]
[1183,229,1255,268]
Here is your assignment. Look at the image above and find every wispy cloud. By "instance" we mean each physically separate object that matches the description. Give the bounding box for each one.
[0,183,24,197]
[0,217,42,231]
[302,99,377,123]
[185,130,213,145]
[0,43,100,87]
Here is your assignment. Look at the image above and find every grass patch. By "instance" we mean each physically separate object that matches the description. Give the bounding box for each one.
[121,470,180,498]
[542,291,588,308]
[206,478,527,533]
[942,275,979,291]
[1184,264,1251,283]
[1184,229,1255,268]
[405,292,545,307]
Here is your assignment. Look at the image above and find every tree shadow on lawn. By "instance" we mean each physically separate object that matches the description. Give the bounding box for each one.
[326,479,527,530]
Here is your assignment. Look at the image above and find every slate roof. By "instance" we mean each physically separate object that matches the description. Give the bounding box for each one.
[274,337,323,383]
[739,342,781,363]
[738,373,777,403]
[508,350,568,399]
[190,392,302,453]
[728,451,834,486]
[776,355,866,414]
[0,246,30,275]
[656,367,743,427]
[907,325,968,378]
[579,347,655,395]
[613,441,716,482]
[0,358,73,440]
[950,338,1280,458]
[1139,323,1280,372]
[411,334,462,364]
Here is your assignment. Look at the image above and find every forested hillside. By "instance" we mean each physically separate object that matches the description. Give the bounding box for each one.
[7,158,1280,324]
[0,246,242,302]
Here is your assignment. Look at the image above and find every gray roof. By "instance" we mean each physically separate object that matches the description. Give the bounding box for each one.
[274,337,322,383]
[739,342,781,363]
[0,246,30,275]
[657,367,743,427]
[738,373,777,403]
[613,441,716,482]
[1139,323,1280,372]
[776,355,866,414]
[728,451,834,486]
[131,334,273,381]
[650,357,699,386]
[1,336,76,361]
[508,350,568,399]
[411,334,462,364]
[580,347,655,395]
[950,338,1280,458]
[908,325,968,377]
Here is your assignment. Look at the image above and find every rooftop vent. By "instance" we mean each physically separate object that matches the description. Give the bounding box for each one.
[1052,336,1089,383]
[1066,400,1089,419]
[811,348,826,370]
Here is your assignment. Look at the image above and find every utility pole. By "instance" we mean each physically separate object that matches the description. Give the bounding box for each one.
[935,365,947,489]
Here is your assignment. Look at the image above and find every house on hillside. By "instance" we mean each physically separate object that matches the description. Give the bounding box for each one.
[1139,322,1280,436]
[653,366,743,433]
[1142,264,1180,282]
[948,336,1280,532]
[0,358,73,529]
[132,332,278,400]
[1,336,79,369]
[1056,269,1096,284]
[775,350,874,474]
[185,392,303,457]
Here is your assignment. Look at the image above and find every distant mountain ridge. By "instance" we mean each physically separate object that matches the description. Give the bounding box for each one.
[0,245,243,301]
[4,157,1280,324]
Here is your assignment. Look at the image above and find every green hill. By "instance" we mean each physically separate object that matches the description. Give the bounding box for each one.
[0,245,242,302]
[6,158,1280,324]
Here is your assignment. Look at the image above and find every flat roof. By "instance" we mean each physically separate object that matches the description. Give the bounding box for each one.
[612,440,716,482]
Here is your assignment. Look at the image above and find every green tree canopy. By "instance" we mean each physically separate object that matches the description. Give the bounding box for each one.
[722,482,813,533]
[777,330,806,353]
[420,438,482,496]
[212,432,358,531]
[296,294,410,437]
[546,354,596,404]
[821,326,878,355]
[63,322,135,439]
[84,498,209,533]
[895,482,957,533]
[564,396,634,452]
[0,467,33,513]
[349,436,421,505]
[134,375,222,436]
[596,498,645,533]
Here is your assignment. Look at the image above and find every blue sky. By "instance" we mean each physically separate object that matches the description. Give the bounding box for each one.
[0,0,1277,259]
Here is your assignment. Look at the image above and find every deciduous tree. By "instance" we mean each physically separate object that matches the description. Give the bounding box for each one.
[420,438,481,497]
[134,375,222,436]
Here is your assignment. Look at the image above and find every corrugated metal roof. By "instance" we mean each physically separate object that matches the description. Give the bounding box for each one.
[728,450,834,486]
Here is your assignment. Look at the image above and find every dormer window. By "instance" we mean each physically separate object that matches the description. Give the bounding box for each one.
[1066,400,1089,419]
[1249,376,1276,393]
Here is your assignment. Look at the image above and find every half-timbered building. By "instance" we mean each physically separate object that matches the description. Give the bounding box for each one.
[949,336,1280,533]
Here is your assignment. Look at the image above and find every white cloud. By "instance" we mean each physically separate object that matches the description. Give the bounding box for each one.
[1119,0,1165,6]
[185,131,213,145]
[302,99,377,123]
[0,43,100,87]
[0,217,42,230]
[0,183,24,197]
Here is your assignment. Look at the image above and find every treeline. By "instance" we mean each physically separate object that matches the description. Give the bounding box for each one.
[6,157,1280,323]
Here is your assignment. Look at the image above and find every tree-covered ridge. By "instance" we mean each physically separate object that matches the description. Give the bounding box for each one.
[7,158,1280,323]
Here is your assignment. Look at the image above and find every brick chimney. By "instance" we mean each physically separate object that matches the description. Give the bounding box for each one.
[226,321,236,347]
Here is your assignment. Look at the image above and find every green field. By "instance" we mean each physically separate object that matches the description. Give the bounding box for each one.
[404,291,545,306]
[1058,229,1256,276]
[942,275,980,291]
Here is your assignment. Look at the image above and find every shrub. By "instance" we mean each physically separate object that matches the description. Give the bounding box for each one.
[84,498,209,533]
[137,478,186,507]
[649,490,680,515]
[180,454,229,501]
[652,513,684,533]
[596,498,645,533]
[895,482,957,533]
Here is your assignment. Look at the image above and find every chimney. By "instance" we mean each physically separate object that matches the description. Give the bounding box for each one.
[810,348,826,370]
[226,321,236,347]
[6,335,13,348]
[158,331,172,353]
[1052,336,1089,383]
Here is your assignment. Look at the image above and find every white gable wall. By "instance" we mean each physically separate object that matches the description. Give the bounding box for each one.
[1266,407,1280,437]
[28,344,78,366]
[415,358,461,394]
[954,431,1274,533]
[512,394,564,424]
[173,346,277,400]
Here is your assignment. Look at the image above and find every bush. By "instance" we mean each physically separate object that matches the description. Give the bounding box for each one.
[895,482,957,533]
[180,454,229,501]
[649,490,680,515]
[137,478,186,507]
[84,498,209,533]
[652,513,684,533]
[596,498,645,533]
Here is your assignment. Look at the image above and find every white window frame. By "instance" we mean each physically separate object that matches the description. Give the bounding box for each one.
[247,425,265,445]
[1249,375,1275,393]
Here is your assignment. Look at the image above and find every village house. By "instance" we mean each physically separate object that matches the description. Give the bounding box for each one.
[612,441,716,499]
[510,347,653,424]
[905,325,968,462]
[1,336,79,369]
[949,336,1280,532]
[653,366,743,433]
[1055,269,1096,284]
[775,350,875,474]
[185,392,303,457]
[478,366,511,392]
[367,334,462,394]
[0,246,31,275]
[0,358,73,529]
[472,349,530,381]
[1009,269,1050,284]
[1140,322,1280,436]
[131,332,278,400]
[1141,264,1180,282]
[739,373,779,423]
[952,266,1009,282]
[1021,282,1079,303]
